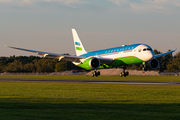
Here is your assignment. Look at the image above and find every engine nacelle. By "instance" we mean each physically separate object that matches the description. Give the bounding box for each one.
[77,57,101,70]
[148,59,159,69]
[89,57,100,69]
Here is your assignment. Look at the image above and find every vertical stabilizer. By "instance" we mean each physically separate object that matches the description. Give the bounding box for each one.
[72,29,87,56]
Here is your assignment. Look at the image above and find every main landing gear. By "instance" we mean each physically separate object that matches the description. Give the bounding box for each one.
[92,67,129,77]
[120,67,129,77]
[92,70,100,77]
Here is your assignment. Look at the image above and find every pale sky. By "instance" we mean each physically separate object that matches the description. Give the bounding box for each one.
[1,0,180,57]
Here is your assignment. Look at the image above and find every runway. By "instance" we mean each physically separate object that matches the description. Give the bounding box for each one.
[0,78,180,85]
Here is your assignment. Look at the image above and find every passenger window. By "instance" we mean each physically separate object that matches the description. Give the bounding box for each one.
[138,49,142,52]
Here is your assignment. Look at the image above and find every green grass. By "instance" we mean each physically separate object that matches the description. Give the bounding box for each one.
[0,75,180,81]
[0,82,180,119]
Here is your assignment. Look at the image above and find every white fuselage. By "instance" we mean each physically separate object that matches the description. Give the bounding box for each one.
[81,44,154,62]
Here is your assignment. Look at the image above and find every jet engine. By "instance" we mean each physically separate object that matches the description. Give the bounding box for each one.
[89,57,100,69]
[148,59,159,69]
[78,57,101,70]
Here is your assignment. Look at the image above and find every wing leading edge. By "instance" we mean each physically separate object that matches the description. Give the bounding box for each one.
[154,48,177,58]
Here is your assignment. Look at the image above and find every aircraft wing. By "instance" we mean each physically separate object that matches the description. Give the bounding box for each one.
[5,45,113,64]
[154,48,177,58]
[5,45,84,62]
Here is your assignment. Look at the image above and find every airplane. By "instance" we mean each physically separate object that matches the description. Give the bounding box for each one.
[5,29,176,77]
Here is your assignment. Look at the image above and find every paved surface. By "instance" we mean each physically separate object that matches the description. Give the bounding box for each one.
[0,78,180,85]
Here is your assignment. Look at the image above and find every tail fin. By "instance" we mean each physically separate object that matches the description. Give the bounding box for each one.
[72,29,87,56]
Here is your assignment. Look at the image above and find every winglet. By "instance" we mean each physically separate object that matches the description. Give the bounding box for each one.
[5,45,9,47]
[72,29,87,56]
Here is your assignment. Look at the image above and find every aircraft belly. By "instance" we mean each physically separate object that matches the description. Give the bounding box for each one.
[108,56,143,66]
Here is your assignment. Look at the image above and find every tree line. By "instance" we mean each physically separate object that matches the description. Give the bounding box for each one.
[0,55,82,73]
[0,50,179,73]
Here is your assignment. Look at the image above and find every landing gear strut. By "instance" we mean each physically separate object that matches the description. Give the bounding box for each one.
[92,70,100,77]
[120,67,129,77]
[142,65,147,71]
[142,62,147,71]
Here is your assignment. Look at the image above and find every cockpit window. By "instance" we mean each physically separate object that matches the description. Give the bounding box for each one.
[143,48,152,51]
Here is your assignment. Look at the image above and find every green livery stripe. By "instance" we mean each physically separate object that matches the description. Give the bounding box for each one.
[109,56,143,66]
[77,56,143,70]
[99,57,143,69]
[77,57,93,70]
[76,47,82,51]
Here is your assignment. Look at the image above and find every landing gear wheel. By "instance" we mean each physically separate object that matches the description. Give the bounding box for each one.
[97,71,100,76]
[125,71,129,76]
[92,71,100,77]
[120,71,129,77]
[120,72,124,77]
[120,73,123,77]
[124,72,127,77]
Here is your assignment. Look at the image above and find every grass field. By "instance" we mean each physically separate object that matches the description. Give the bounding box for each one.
[1,79,180,120]
[0,75,180,81]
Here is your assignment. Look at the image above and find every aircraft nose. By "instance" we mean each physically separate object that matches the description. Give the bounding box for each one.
[143,52,154,62]
[147,52,153,61]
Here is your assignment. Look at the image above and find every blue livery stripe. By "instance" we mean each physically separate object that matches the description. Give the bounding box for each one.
[80,44,141,57]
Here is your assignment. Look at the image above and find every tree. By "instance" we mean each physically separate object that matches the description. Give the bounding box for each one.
[153,49,173,72]
[33,58,58,73]
[167,52,180,72]
[3,60,24,72]
[55,61,67,72]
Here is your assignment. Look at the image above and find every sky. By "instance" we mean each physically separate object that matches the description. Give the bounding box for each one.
[1,0,180,57]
